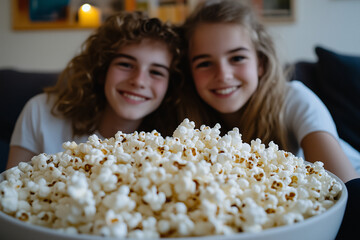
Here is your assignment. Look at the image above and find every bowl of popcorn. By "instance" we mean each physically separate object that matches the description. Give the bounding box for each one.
[0,119,347,240]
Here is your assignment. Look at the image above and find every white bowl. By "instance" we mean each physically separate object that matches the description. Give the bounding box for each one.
[0,171,347,240]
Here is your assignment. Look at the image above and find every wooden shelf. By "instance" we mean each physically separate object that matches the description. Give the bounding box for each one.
[12,0,98,30]
[12,0,295,31]
[11,0,190,30]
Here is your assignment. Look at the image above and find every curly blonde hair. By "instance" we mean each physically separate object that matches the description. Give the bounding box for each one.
[181,0,288,150]
[45,11,183,137]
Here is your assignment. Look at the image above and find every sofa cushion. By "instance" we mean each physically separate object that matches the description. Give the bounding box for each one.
[0,69,58,172]
[0,69,58,141]
[291,61,317,92]
[315,46,360,152]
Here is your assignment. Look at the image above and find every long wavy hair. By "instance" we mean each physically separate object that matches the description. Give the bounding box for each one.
[45,11,183,137]
[181,0,289,150]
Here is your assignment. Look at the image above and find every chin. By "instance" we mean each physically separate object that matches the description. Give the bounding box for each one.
[119,113,145,121]
[214,106,240,114]
[218,110,238,114]
[118,109,154,122]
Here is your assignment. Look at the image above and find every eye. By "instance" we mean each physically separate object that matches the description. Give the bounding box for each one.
[230,55,245,63]
[116,62,134,69]
[195,61,212,69]
[150,70,164,77]
[150,68,168,79]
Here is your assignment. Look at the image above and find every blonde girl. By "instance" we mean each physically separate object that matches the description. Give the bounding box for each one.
[180,0,359,182]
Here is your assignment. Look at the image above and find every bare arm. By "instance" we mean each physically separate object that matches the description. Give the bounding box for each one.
[6,146,36,170]
[301,131,359,183]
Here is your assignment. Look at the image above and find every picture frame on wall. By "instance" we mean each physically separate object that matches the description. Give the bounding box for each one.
[252,0,295,23]
[12,0,86,30]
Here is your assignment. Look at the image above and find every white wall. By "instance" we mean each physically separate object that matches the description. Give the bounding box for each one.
[0,0,93,72]
[267,0,360,65]
[1,0,360,71]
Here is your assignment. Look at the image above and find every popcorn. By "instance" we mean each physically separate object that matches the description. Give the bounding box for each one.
[0,184,18,213]
[0,119,342,238]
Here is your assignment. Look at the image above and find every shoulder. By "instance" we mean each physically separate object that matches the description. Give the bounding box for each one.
[26,92,49,103]
[10,93,70,154]
[284,81,327,115]
[17,93,58,126]
[23,93,54,113]
[284,81,338,146]
[285,81,318,102]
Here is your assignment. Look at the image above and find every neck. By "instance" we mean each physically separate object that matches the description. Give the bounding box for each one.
[98,106,143,138]
[219,111,242,130]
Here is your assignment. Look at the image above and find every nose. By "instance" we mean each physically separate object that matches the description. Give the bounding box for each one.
[216,61,233,82]
[130,70,147,88]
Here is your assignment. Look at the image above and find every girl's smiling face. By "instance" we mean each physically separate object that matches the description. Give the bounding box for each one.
[104,38,172,121]
[189,23,262,113]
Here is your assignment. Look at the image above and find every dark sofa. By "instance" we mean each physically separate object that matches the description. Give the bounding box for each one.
[0,46,359,173]
[290,46,360,153]
[0,69,58,172]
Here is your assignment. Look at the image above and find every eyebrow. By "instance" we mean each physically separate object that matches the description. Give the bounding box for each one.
[191,47,250,63]
[114,53,170,72]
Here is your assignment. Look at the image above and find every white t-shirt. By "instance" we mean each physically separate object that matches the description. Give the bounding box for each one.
[285,81,360,173]
[10,86,360,173]
[10,93,97,155]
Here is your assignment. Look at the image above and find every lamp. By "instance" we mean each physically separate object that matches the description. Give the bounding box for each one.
[78,3,101,27]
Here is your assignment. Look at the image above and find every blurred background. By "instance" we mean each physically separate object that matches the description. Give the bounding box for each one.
[0,0,360,72]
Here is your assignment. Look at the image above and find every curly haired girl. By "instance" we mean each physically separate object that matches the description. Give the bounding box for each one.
[7,11,182,169]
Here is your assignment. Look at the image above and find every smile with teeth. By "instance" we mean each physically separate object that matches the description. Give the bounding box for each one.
[121,91,148,101]
[213,86,239,95]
